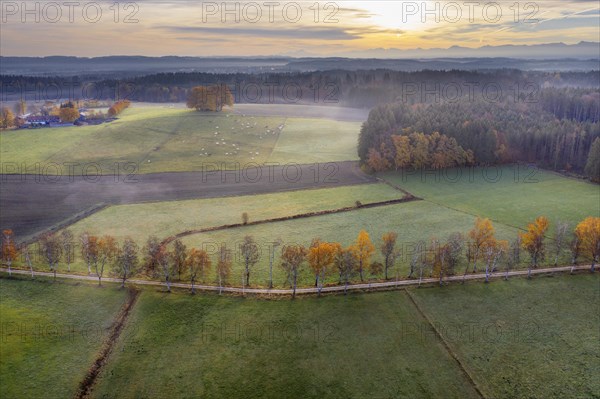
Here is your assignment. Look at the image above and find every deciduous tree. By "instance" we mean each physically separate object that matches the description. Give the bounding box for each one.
[1,230,18,276]
[186,248,211,294]
[172,239,187,281]
[96,235,118,285]
[520,216,550,277]
[280,244,307,299]
[468,217,496,274]
[575,217,600,271]
[216,245,232,294]
[240,235,260,287]
[351,230,375,281]
[308,239,336,296]
[553,221,569,266]
[39,232,62,280]
[60,229,74,272]
[113,238,139,288]
[380,232,397,280]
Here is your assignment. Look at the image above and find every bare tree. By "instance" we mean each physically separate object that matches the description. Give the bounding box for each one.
[240,235,260,287]
[280,244,307,299]
[96,236,118,286]
[113,238,139,288]
[60,229,74,272]
[172,239,187,281]
[216,245,232,294]
[268,238,282,289]
[186,248,211,294]
[1,230,18,277]
[339,248,358,295]
[553,221,569,266]
[380,232,398,280]
[570,235,581,273]
[39,233,62,280]
[409,240,425,278]
[143,236,162,277]
[79,232,97,274]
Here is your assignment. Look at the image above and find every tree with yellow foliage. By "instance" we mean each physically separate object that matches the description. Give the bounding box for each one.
[520,216,549,278]
[350,230,375,281]
[575,217,600,272]
[59,104,80,123]
[308,238,337,296]
[467,217,496,274]
[0,107,15,129]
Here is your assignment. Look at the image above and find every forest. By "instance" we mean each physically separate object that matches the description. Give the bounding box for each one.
[358,96,600,179]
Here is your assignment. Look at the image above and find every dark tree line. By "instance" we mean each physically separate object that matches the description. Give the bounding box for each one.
[358,99,600,175]
[2,69,598,109]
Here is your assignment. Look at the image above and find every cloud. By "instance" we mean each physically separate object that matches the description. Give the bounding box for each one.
[157,25,360,40]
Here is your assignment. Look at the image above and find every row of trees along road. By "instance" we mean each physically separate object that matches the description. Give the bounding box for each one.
[2,216,599,298]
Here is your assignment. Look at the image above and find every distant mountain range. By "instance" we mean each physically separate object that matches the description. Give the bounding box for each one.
[1,42,598,76]
[337,41,600,60]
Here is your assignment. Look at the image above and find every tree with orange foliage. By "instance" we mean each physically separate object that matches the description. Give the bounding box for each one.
[59,103,80,123]
[280,244,307,299]
[350,230,375,282]
[308,238,337,296]
[467,217,496,275]
[520,216,549,277]
[366,148,390,172]
[575,217,600,271]
[2,230,18,276]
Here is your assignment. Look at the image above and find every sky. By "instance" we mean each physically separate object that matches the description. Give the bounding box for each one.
[1,0,599,56]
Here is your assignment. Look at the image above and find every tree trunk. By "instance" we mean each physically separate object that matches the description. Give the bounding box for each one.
[292,270,297,299]
[191,277,195,294]
[219,275,222,295]
[269,252,274,289]
[8,261,11,277]
[121,275,126,288]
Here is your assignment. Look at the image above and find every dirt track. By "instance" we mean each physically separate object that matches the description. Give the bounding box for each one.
[0,161,375,240]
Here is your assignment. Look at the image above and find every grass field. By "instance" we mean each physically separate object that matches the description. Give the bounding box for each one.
[411,273,600,398]
[59,183,403,243]
[267,117,360,164]
[1,271,597,398]
[380,165,600,231]
[92,287,480,399]
[0,277,128,399]
[0,106,361,175]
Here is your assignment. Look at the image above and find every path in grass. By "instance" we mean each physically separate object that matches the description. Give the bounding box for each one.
[90,289,481,399]
[409,273,600,398]
[0,278,128,399]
